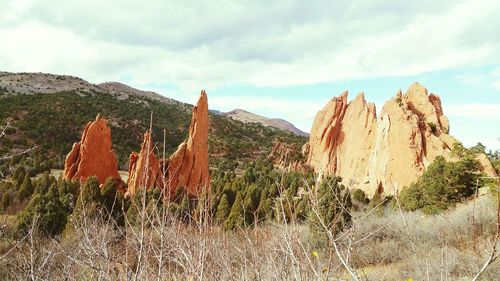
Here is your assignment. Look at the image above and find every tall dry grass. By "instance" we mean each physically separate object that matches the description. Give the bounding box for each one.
[0,187,498,280]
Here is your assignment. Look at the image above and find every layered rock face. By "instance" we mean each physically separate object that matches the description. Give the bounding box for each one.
[126,131,164,197]
[307,83,465,196]
[166,91,210,197]
[126,91,210,198]
[307,92,349,176]
[63,114,121,184]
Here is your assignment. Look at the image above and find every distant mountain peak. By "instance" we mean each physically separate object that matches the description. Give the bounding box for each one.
[225,108,308,137]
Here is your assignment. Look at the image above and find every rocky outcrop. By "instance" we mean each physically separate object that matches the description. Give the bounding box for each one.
[306,83,463,196]
[126,91,210,198]
[476,153,498,178]
[63,114,121,185]
[269,140,305,172]
[166,91,210,197]
[126,131,164,197]
[307,92,349,177]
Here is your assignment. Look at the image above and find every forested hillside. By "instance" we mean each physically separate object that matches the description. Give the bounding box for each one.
[0,74,306,170]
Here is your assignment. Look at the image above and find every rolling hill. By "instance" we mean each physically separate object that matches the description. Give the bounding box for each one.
[225,109,308,137]
[0,72,307,170]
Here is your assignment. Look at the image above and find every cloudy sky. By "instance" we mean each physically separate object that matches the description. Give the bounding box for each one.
[1,0,499,150]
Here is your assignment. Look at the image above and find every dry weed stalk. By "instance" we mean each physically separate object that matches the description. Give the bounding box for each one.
[472,173,500,281]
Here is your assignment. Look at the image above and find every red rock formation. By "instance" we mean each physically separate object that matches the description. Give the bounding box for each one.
[269,140,305,172]
[126,131,164,197]
[125,91,211,199]
[166,91,210,197]
[335,93,377,187]
[63,114,121,185]
[306,92,349,177]
[306,83,489,196]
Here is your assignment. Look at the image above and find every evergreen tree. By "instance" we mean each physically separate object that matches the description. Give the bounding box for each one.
[400,154,482,214]
[101,178,125,225]
[73,176,104,219]
[288,178,299,197]
[12,166,26,184]
[215,194,231,224]
[125,189,143,227]
[257,188,271,220]
[34,173,55,195]
[15,183,67,237]
[1,192,10,211]
[40,184,67,234]
[58,179,79,213]
[308,177,352,245]
[225,192,244,230]
[368,188,382,209]
[243,184,260,224]
[352,189,369,205]
[18,174,34,201]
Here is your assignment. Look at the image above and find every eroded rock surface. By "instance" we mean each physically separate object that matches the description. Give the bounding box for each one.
[126,91,210,198]
[269,140,305,172]
[127,131,164,197]
[166,91,210,197]
[306,83,477,196]
[63,114,121,185]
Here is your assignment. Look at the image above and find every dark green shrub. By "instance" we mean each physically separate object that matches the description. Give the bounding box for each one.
[15,184,67,237]
[352,189,369,204]
[308,177,352,245]
[399,154,482,214]
[428,122,437,134]
[18,174,34,201]
[1,192,10,211]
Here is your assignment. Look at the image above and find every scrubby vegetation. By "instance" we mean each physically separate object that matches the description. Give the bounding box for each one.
[210,158,316,229]
[399,143,493,214]
[0,169,498,280]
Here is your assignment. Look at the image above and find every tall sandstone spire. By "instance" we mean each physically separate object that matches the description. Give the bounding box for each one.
[126,131,163,197]
[166,90,210,197]
[126,90,210,198]
[307,83,496,196]
[63,114,121,185]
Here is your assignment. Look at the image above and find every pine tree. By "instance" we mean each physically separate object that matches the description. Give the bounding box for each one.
[41,184,67,235]
[15,183,67,237]
[101,177,125,225]
[225,191,244,230]
[257,188,271,220]
[73,176,104,219]
[308,177,352,245]
[58,179,79,213]
[12,166,26,184]
[1,192,10,211]
[243,184,260,224]
[18,174,34,201]
[215,194,231,224]
[125,189,143,227]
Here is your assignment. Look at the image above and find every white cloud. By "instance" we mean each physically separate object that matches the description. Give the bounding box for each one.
[1,0,500,146]
[1,0,500,91]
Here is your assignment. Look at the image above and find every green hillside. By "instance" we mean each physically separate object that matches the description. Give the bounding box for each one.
[0,78,306,170]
